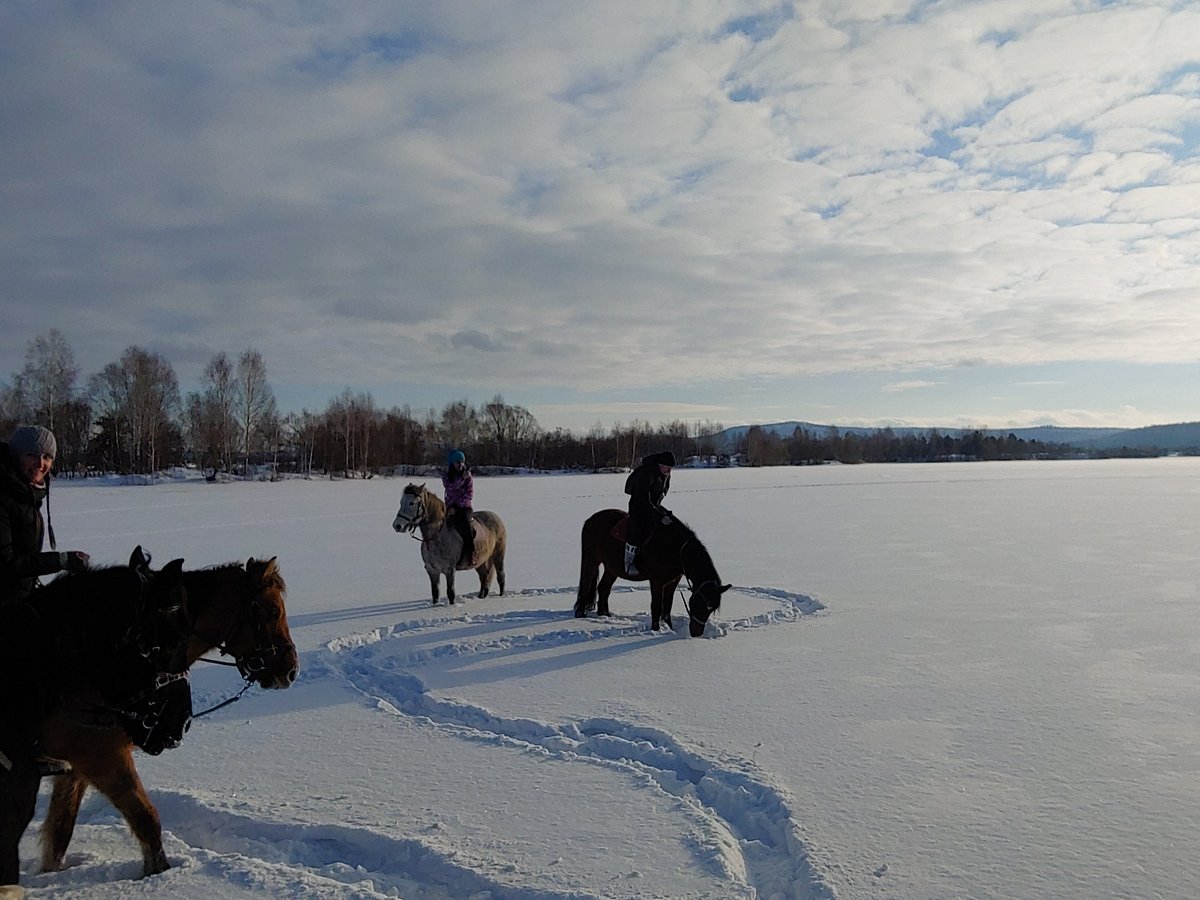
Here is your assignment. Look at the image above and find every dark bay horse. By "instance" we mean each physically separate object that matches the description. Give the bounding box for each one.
[34,557,298,884]
[392,483,507,604]
[574,509,730,637]
[0,547,189,890]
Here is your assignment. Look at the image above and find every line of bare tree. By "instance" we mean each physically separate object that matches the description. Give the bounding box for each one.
[1,331,726,477]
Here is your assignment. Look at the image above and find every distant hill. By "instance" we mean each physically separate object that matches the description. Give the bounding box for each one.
[1086,421,1200,451]
[714,421,1200,453]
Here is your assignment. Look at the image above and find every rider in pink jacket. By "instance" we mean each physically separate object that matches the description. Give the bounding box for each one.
[442,449,474,566]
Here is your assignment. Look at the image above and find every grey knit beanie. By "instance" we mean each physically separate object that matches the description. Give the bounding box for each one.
[8,425,57,460]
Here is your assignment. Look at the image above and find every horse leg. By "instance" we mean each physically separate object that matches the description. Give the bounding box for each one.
[574,559,598,618]
[40,771,88,872]
[475,562,489,599]
[73,748,169,876]
[445,569,456,605]
[0,763,39,887]
[427,568,441,606]
[596,568,618,617]
[660,578,681,632]
[494,545,506,596]
[650,578,664,631]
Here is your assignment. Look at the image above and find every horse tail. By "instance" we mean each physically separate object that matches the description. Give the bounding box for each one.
[574,515,600,617]
[488,514,506,595]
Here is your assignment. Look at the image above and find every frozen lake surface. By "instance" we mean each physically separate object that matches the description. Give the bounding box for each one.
[19,458,1200,898]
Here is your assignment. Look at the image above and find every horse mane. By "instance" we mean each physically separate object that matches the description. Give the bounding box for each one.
[37,564,146,620]
[183,559,285,605]
[671,516,719,577]
[246,557,287,613]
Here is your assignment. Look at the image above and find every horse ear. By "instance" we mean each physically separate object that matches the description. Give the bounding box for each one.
[130,545,148,567]
[720,584,732,593]
[163,558,185,581]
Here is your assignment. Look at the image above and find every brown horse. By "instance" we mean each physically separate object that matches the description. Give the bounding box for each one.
[0,547,189,890]
[392,483,507,604]
[574,509,730,637]
[35,558,298,883]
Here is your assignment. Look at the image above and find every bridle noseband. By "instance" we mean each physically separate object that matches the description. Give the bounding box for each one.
[192,571,293,718]
[675,537,720,629]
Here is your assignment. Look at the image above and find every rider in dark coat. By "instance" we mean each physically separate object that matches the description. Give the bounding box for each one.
[0,426,90,776]
[623,451,675,576]
[0,426,89,604]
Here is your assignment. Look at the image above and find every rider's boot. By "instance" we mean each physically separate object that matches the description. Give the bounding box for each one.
[624,543,639,576]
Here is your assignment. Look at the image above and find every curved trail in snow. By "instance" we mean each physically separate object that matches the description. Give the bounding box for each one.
[314,585,833,900]
[32,585,828,899]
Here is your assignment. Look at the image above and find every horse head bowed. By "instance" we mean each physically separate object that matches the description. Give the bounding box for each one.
[685,579,732,638]
[576,510,729,637]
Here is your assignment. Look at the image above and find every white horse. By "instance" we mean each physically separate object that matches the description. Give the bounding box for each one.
[392,483,507,604]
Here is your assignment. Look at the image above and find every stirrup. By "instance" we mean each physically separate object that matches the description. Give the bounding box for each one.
[624,544,639,576]
[35,754,71,777]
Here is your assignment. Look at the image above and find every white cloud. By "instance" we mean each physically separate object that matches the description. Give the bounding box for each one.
[1,1,1198,426]
[884,380,941,393]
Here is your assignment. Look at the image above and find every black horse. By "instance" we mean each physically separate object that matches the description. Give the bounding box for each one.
[574,509,730,637]
[0,546,188,890]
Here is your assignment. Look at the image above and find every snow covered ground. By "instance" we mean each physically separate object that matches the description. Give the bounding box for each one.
[17,458,1200,898]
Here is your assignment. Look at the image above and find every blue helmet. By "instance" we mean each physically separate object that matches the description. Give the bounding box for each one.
[448,449,466,465]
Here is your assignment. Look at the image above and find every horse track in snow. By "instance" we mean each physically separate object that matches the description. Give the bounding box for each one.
[308,585,834,900]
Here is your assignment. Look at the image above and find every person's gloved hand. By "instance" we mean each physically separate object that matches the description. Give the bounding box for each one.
[60,550,90,573]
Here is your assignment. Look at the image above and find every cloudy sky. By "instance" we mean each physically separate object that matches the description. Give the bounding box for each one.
[3,1,1199,433]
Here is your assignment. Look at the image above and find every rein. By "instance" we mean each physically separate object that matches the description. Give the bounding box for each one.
[676,538,718,630]
[397,491,440,544]
[187,579,288,717]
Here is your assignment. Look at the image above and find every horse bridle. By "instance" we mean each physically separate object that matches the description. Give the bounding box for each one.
[73,562,190,738]
[396,491,434,542]
[189,578,292,718]
[202,589,288,680]
[676,538,720,630]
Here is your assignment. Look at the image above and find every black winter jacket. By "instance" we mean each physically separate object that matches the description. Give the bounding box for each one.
[624,452,673,512]
[0,443,63,604]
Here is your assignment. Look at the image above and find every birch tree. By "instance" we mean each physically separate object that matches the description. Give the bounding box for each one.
[234,349,277,472]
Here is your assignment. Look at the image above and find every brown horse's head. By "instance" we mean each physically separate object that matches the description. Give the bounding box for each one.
[686,579,732,637]
[238,557,298,689]
[185,558,298,689]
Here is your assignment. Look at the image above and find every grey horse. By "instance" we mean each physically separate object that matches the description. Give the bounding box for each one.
[392,482,507,604]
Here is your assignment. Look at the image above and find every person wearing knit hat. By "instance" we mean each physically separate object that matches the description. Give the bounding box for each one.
[1,425,91,777]
[622,451,676,576]
[1,425,89,605]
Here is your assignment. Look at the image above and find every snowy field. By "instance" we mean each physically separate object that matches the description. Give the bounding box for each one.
[16,458,1200,899]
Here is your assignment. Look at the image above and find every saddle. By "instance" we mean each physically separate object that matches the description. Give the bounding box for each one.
[611,511,673,545]
[610,515,629,543]
[457,519,482,570]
